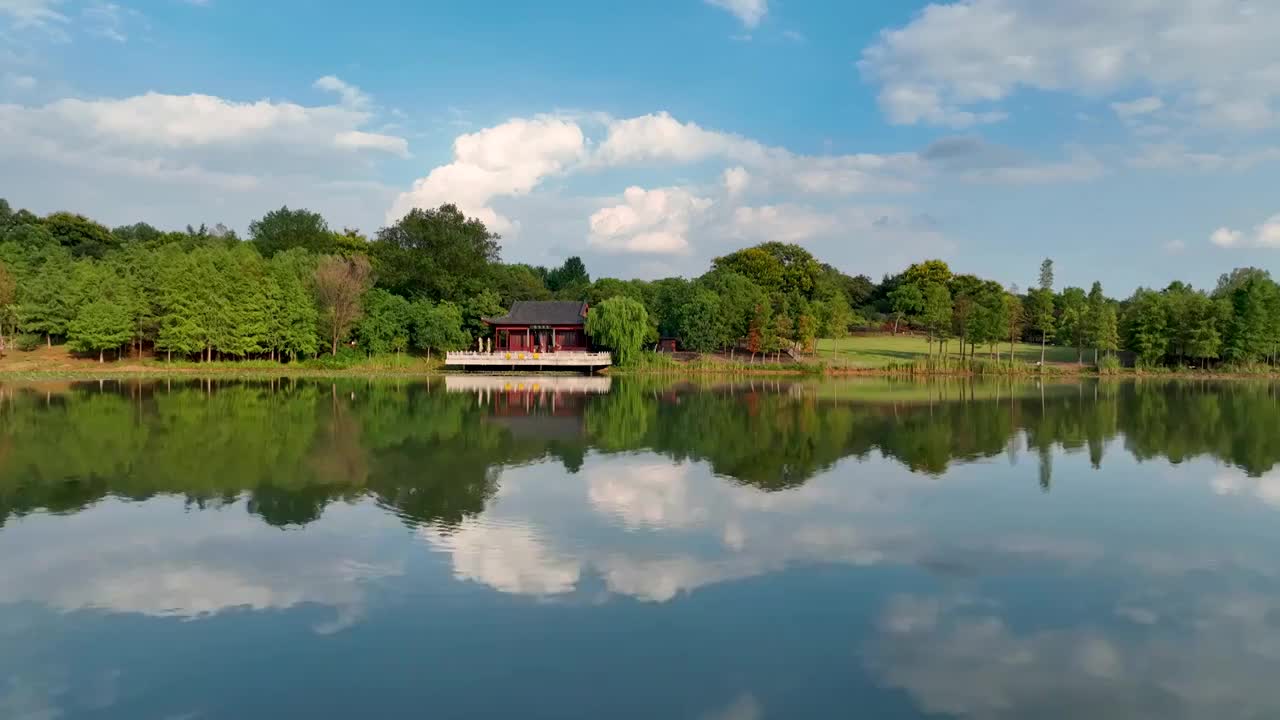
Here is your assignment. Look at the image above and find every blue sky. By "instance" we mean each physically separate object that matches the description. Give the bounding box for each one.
[2,0,1279,293]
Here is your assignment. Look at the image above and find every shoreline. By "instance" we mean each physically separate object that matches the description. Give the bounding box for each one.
[0,362,1275,381]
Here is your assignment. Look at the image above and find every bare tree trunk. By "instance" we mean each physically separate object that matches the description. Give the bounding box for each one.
[98,349,104,363]
[47,334,52,348]
[331,332,339,356]
[893,315,900,335]
[1040,334,1046,365]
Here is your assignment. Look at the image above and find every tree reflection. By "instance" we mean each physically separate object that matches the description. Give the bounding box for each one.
[0,377,1277,528]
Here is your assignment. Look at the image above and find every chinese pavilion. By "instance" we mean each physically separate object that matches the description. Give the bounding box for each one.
[483,301,590,353]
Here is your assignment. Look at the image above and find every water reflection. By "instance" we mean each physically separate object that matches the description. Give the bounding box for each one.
[2,376,1280,719]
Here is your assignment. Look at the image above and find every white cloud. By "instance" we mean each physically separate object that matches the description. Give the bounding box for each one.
[388,115,585,232]
[722,166,750,196]
[0,0,67,29]
[1111,95,1164,119]
[1164,239,1187,254]
[314,74,370,109]
[588,463,706,528]
[0,499,403,632]
[422,521,581,596]
[705,0,767,29]
[860,0,1280,130]
[588,186,712,254]
[0,86,407,232]
[593,111,768,167]
[1211,467,1280,505]
[1210,216,1280,249]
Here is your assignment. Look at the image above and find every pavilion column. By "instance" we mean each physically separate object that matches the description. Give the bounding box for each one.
[526,327,530,351]
[552,329,557,352]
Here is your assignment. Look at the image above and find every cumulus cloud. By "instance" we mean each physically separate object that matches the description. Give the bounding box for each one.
[1210,216,1280,249]
[722,166,750,196]
[705,0,767,29]
[860,0,1280,130]
[0,84,408,232]
[388,116,585,232]
[588,185,712,254]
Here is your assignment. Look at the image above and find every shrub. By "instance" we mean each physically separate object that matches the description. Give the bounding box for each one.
[14,334,42,352]
[1097,355,1122,375]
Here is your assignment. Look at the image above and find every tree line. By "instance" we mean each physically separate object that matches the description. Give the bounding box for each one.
[1,197,1278,369]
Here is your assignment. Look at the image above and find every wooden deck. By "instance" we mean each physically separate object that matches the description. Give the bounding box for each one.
[444,351,612,373]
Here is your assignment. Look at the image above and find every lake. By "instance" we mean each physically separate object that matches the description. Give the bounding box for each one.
[2,376,1280,719]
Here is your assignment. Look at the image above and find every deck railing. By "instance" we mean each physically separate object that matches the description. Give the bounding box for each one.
[445,350,612,367]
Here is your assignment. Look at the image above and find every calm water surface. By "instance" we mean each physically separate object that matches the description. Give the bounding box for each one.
[2,376,1280,719]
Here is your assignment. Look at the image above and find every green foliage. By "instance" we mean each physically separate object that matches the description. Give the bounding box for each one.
[372,204,501,302]
[1123,289,1169,367]
[888,282,924,332]
[358,289,413,355]
[678,288,726,353]
[411,301,469,357]
[585,296,650,366]
[43,211,117,258]
[713,243,821,297]
[249,206,336,257]
[1038,258,1054,292]
[904,259,952,288]
[67,301,132,360]
[546,256,590,297]
[14,333,41,352]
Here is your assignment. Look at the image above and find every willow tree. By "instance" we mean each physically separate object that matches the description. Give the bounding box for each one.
[314,254,372,355]
[585,296,649,366]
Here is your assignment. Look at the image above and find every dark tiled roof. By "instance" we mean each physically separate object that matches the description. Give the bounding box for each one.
[484,301,588,326]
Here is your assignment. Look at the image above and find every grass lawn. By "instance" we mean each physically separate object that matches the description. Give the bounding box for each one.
[815,333,1084,369]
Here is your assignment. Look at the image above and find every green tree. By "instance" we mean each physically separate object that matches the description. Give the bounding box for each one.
[699,269,767,356]
[1026,287,1056,364]
[372,204,501,301]
[1184,292,1222,368]
[903,259,952,289]
[1056,286,1088,363]
[18,246,74,345]
[921,282,952,356]
[249,206,335,257]
[1086,281,1107,364]
[1004,291,1024,363]
[1038,258,1054,292]
[358,289,413,356]
[888,283,923,335]
[679,288,726,353]
[1123,289,1169,367]
[546,256,590,296]
[268,250,319,360]
[411,301,469,360]
[44,212,117,258]
[712,243,821,297]
[585,296,650,366]
[1096,305,1120,358]
[67,301,132,362]
[492,264,552,306]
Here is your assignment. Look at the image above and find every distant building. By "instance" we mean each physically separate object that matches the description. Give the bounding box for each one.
[484,301,590,353]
